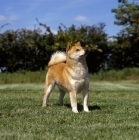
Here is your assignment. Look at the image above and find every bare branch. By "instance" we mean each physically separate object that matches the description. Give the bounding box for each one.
[0,23,11,32]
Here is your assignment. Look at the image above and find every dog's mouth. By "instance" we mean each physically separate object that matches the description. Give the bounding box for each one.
[80,50,89,57]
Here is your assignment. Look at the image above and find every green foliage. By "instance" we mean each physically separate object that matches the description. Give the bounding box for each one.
[54,23,107,52]
[0,22,108,73]
[112,0,139,38]
[0,28,53,72]
[0,82,139,139]
[54,23,108,72]
[109,0,139,69]
[118,0,127,3]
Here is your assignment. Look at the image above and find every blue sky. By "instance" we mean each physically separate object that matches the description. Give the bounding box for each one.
[0,0,134,36]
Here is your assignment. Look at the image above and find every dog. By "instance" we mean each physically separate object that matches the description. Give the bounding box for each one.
[42,42,89,113]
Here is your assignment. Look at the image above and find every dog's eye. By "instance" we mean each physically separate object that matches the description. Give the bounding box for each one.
[76,49,80,52]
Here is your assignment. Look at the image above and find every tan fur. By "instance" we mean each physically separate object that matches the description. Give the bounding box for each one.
[42,42,89,113]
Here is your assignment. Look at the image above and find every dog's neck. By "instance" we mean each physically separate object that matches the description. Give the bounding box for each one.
[65,56,88,79]
[67,56,87,66]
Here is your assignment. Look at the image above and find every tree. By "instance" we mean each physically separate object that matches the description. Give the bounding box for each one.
[0,28,54,72]
[0,22,108,73]
[109,0,139,69]
[112,0,139,41]
[53,23,108,73]
[118,0,127,3]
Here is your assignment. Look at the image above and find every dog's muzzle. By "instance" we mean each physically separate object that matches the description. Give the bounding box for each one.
[80,50,89,58]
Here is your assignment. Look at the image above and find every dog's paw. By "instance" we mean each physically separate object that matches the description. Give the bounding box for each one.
[72,109,79,113]
[84,110,90,113]
[84,108,90,112]
[42,104,46,107]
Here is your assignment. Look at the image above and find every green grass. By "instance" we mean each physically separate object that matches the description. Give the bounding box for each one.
[0,67,139,84]
[0,70,46,84]
[90,68,139,81]
[0,81,139,140]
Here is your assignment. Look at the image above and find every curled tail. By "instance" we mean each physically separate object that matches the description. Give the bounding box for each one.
[48,51,66,67]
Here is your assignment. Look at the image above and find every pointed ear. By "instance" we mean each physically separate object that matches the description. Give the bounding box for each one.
[76,41,81,46]
[66,42,72,53]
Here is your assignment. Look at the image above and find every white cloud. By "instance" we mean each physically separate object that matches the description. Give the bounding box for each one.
[0,15,6,21]
[0,15,18,23]
[51,29,57,35]
[74,15,89,22]
[9,16,18,22]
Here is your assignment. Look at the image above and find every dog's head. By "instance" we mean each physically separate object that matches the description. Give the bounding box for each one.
[66,42,88,60]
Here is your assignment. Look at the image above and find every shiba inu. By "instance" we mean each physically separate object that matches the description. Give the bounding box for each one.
[42,42,89,113]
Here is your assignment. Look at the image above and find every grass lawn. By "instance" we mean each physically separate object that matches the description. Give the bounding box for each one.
[0,81,139,140]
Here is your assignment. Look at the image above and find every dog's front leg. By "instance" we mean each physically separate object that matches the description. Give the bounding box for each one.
[82,85,90,112]
[69,91,78,113]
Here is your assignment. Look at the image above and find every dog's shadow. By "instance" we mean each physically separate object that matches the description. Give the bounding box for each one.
[63,103,101,112]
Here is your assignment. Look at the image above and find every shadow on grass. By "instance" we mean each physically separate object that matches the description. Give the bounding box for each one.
[61,103,101,112]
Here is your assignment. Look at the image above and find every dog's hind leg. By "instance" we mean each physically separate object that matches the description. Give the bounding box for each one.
[58,88,66,106]
[42,80,55,107]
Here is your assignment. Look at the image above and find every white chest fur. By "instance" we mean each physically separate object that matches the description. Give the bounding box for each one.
[70,78,85,93]
[69,62,88,79]
[69,63,88,93]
